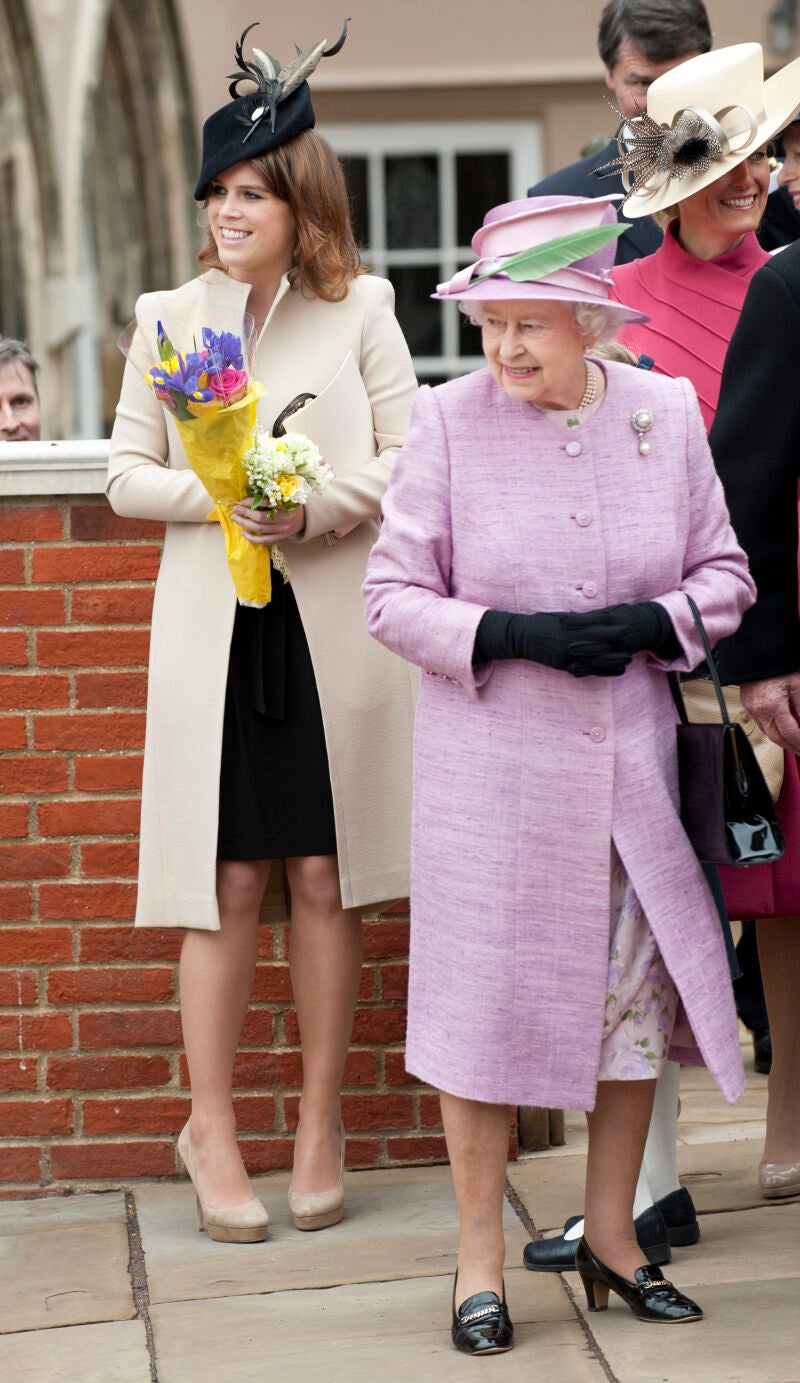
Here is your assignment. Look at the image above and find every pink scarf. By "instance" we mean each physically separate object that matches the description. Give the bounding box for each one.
[610,224,769,431]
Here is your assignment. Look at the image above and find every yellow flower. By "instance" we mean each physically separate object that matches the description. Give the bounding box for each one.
[277,474,301,500]
[185,396,225,418]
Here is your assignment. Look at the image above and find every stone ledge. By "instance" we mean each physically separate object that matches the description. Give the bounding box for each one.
[0,441,109,496]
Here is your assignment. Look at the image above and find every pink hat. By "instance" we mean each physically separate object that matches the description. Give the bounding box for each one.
[432,194,649,326]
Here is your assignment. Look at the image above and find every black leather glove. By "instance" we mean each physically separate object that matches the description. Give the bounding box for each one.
[474,610,631,677]
[562,601,681,659]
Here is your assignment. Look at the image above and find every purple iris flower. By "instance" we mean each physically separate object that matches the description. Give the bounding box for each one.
[201,327,244,374]
[148,351,212,399]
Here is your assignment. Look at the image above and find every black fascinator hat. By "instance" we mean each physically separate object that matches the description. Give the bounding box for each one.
[193,19,349,199]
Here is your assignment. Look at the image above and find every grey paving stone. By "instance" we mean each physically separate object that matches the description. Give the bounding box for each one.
[573,1278,800,1383]
[652,1203,800,1287]
[0,1319,150,1382]
[137,1164,530,1305]
[151,1272,603,1383]
[0,1193,135,1333]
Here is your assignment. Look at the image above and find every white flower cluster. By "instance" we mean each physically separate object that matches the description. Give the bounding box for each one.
[243,424,334,512]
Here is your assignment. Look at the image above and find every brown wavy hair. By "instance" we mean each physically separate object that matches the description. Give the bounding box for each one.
[197,128,365,302]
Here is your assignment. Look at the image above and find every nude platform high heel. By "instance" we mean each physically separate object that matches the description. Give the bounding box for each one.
[177,1122,269,1243]
[288,1121,345,1231]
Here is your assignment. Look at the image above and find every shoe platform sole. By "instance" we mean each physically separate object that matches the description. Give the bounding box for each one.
[292,1207,344,1231]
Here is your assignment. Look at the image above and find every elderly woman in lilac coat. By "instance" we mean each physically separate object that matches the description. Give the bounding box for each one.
[363,195,755,1357]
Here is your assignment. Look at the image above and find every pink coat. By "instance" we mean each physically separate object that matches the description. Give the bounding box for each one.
[609,225,768,431]
[363,361,755,1110]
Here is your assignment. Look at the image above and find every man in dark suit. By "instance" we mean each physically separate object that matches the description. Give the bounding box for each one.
[529,0,711,264]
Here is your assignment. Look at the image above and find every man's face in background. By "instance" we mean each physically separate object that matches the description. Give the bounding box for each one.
[0,361,41,441]
[605,36,702,120]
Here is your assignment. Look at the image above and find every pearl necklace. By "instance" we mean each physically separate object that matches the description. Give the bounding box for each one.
[577,360,599,410]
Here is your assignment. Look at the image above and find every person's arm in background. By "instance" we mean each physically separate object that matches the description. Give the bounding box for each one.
[710,253,800,753]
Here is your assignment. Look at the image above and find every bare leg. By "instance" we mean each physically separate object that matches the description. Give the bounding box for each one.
[179,858,270,1206]
[439,1092,511,1308]
[756,916,800,1163]
[287,854,363,1193]
[584,1078,657,1281]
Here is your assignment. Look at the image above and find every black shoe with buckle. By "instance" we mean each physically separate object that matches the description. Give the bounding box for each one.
[451,1277,514,1355]
[575,1238,703,1323]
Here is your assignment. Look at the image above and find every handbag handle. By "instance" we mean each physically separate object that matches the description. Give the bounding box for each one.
[668,594,732,729]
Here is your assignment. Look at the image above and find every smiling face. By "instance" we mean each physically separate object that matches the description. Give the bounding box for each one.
[675,148,771,259]
[0,361,41,442]
[206,161,297,283]
[480,300,590,409]
[778,124,800,212]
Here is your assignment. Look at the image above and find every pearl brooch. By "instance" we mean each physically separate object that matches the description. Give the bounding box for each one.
[631,408,654,455]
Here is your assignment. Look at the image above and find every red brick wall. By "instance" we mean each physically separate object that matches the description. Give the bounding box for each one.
[0,494,457,1195]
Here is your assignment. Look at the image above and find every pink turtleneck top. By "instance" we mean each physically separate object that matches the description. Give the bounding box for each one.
[609,222,769,432]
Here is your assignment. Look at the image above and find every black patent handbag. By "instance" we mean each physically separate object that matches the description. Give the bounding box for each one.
[669,595,785,867]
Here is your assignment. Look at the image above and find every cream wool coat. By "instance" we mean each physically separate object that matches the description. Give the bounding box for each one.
[107,269,418,929]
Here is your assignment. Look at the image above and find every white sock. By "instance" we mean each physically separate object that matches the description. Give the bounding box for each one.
[636,1060,682,1211]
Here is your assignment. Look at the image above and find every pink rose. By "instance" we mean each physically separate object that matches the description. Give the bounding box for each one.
[207,367,248,404]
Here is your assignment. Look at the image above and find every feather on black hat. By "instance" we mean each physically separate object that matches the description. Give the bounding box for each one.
[194,19,349,199]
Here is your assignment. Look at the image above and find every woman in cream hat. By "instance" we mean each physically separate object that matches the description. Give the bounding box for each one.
[609,42,800,425]
[364,192,755,1353]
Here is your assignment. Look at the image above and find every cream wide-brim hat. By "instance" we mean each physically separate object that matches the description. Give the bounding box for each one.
[619,42,800,219]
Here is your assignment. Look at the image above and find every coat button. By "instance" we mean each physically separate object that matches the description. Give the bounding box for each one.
[565,440,582,457]
[589,726,606,743]
[582,580,598,598]
[575,512,592,527]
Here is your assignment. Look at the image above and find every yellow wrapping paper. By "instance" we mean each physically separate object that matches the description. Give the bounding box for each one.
[173,382,273,606]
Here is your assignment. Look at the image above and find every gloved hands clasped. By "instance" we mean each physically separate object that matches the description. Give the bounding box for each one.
[474,601,680,678]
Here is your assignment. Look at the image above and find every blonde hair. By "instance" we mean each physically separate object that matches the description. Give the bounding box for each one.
[589,340,638,365]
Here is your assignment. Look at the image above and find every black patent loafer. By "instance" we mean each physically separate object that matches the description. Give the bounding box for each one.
[524,1203,671,1273]
[451,1281,514,1355]
[575,1238,703,1324]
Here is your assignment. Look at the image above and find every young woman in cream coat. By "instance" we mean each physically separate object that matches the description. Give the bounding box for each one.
[107,53,417,1242]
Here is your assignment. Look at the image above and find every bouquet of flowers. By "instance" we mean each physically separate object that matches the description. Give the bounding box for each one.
[242,425,334,584]
[119,306,276,607]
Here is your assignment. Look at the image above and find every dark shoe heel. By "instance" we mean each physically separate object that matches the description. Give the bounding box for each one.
[666,1222,700,1248]
[657,1187,700,1247]
[581,1274,609,1312]
[575,1238,703,1325]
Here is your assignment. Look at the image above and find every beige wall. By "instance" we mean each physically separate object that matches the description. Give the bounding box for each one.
[177,0,799,177]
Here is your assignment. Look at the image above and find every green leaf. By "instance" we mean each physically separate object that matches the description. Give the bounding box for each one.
[472,222,629,287]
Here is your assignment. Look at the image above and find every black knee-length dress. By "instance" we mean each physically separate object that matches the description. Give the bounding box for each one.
[216,573,337,860]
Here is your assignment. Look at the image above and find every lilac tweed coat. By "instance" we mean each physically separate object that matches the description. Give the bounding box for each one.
[363,361,755,1110]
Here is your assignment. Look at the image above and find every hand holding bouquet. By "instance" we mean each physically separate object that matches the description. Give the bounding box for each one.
[241,425,334,583]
